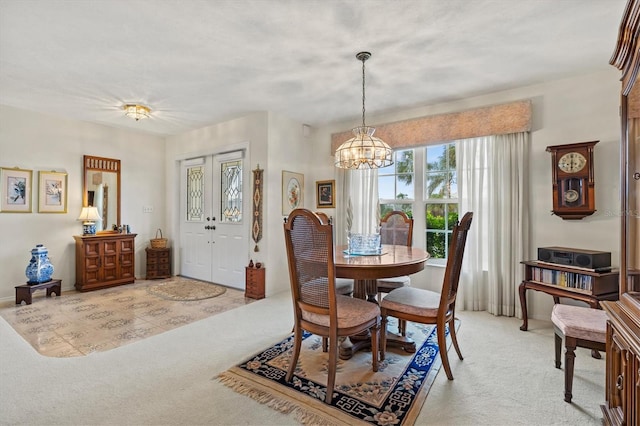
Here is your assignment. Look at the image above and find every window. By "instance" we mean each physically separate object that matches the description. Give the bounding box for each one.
[378,143,459,261]
[425,143,458,259]
[378,149,414,218]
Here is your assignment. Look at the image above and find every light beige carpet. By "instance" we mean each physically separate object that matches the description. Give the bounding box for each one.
[0,291,606,425]
[146,277,227,301]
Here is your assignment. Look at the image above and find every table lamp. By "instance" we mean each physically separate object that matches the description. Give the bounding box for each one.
[77,206,101,235]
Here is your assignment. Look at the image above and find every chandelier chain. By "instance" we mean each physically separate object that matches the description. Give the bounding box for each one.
[361,55,366,128]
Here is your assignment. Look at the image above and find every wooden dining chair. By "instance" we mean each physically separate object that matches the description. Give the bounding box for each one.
[284,208,380,404]
[377,210,414,301]
[315,211,353,297]
[380,212,473,381]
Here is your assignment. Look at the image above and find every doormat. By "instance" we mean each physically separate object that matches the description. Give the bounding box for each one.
[147,278,227,301]
[217,319,459,425]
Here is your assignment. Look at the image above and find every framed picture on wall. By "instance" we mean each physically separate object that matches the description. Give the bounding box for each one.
[0,167,33,213]
[282,170,304,215]
[316,179,335,208]
[38,171,68,213]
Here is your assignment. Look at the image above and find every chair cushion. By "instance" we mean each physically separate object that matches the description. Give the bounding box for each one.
[381,286,441,317]
[551,304,607,343]
[336,278,354,295]
[377,275,411,293]
[302,295,380,328]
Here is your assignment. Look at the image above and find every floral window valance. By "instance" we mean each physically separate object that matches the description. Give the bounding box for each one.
[331,100,532,152]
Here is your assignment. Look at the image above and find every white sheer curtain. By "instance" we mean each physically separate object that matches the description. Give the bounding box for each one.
[457,132,530,317]
[349,168,379,234]
[336,168,379,241]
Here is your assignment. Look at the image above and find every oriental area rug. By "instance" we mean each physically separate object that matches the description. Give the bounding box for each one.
[217,319,459,425]
[146,277,226,301]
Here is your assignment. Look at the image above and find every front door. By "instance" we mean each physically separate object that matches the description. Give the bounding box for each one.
[179,152,247,288]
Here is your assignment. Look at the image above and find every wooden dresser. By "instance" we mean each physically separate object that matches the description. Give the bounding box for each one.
[601,1,640,424]
[145,247,171,279]
[245,266,265,299]
[74,233,136,291]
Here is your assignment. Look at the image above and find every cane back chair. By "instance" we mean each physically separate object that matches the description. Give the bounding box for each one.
[284,208,380,404]
[380,212,473,381]
[377,210,414,300]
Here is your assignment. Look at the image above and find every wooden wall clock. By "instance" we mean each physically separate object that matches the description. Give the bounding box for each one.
[545,140,598,220]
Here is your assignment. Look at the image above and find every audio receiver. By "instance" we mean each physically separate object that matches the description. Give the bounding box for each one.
[537,246,611,270]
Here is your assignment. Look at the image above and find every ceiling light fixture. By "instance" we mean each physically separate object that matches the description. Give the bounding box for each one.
[335,51,393,169]
[123,104,151,121]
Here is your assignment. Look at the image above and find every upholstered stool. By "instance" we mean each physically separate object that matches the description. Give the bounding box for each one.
[551,304,607,403]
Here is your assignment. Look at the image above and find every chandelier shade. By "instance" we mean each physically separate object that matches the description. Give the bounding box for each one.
[123,104,151,121]
[335,126,393,169]
[335,51,393,170]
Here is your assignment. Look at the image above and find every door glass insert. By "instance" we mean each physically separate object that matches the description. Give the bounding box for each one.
[186,165,204,221]
[221,159,242,223]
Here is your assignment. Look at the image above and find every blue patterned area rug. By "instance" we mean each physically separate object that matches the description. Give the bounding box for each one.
[217,319,459,425]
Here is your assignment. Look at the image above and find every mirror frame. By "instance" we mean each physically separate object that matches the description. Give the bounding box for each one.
[83,155,121,233]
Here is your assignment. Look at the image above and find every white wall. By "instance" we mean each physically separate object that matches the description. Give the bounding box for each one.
[265,113,316,295]
[311,69,622,321]
[0,105,166,301]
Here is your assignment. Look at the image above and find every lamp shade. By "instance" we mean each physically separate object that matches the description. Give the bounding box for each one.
[77,206,101,235]
[77,206,101,222]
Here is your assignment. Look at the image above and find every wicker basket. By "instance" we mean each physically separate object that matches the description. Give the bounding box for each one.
[150,229,168,249]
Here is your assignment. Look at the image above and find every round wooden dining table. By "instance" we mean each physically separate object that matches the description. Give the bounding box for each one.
[334,244,430,359]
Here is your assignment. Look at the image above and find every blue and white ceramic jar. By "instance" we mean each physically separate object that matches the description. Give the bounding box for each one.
[25,244,54,284]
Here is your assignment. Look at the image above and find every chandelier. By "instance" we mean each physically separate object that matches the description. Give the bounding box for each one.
[123,104,151,121]
[335,52,393,169]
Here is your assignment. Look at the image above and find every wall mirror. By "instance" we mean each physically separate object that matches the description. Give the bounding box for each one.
[83,155,121,233]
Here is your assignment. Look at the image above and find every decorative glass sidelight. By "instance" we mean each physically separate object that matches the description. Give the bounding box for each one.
[186,165,204,221]
[221,159,242,223]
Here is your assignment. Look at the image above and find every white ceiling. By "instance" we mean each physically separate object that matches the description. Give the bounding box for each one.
[0,0,626,137]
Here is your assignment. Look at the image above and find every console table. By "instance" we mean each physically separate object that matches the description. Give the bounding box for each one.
[74,233,136,291]
[519,260,619,331]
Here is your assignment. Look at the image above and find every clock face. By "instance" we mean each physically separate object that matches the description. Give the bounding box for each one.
[558,152,587,173]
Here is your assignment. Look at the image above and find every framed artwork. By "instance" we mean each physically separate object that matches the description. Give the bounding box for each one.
[38,171,68,213]
[0,167,33,213]
[316,179,335,208]
[282,170,304,215]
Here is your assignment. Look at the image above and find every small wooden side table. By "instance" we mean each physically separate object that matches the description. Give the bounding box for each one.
[15,279,62,305]
[145,247,171,279]
[245,266,265,299]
